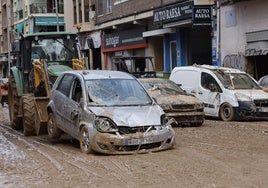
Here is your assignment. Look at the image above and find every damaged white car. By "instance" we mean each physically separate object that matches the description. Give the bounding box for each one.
[47,70,175,154]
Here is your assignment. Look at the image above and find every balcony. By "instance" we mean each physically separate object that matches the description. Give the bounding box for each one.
[29,3,64,14]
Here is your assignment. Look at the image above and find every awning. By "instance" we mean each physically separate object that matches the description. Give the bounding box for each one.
[142,28,176,37]
[163,19,192,28]
[17,22,24,33]
[35,17,65,26]
[245,41,268,56]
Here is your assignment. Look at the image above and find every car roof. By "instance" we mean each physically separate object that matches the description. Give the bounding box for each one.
[63,70,136,80]
[172,64,244,74]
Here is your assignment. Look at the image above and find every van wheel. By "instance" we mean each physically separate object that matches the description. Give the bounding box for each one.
[79,126,92,154]
[220,103,234,121]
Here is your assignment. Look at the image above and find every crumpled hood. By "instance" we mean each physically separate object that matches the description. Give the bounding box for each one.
[232,89,268,100]
[148,91,202,105]
[89,105,164,127]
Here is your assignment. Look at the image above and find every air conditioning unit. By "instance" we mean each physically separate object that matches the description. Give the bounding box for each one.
[89,11,95,20]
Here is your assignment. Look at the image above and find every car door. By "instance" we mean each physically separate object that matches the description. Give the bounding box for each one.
[62,77,83,138]
[196,72,222,116]
[53,74,75,132]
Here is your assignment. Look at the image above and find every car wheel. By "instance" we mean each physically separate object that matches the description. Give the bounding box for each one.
[79,126,92,154]
[220,103,234,121]
[47,113,62,139]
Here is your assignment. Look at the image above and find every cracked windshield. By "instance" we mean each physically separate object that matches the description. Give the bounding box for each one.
[215,72,261,90]
[86,79,152,106]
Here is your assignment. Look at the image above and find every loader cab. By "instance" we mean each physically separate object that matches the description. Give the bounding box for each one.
[16,32,80,69]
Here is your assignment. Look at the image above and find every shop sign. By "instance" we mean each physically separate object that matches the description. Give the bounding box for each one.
[153,1,193,26]
[103,27,146,49]
[192,6,212,27]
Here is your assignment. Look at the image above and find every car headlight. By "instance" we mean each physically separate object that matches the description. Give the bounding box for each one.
[195,103,204,109]
[161,104,171,110]
[161,114,174,126]
[235,93,252,102]
[94,117,118,132]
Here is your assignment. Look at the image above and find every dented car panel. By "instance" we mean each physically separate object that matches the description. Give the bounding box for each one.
[139,78,205,126]
[47,70,175,154]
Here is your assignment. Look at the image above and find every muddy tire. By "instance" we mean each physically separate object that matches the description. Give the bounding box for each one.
[8,74,22,130]
[22,94,36,136]
[79,126,92,154]
[47,113,62,139]
[219,103,234,121]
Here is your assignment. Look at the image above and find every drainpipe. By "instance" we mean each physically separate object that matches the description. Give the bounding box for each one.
[7,5,11,77]
[216,0,221,65]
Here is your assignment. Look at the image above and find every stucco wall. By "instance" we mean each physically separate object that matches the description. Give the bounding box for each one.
[220,0,268,70]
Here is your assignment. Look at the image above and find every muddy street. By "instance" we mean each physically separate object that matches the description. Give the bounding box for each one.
[1,105,268,188]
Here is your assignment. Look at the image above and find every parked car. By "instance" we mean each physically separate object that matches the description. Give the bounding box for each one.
[170,65,268,121]
[258,75,268,92]
[0,78,8,107]
[139,78,205,126]
[47,70,175,154]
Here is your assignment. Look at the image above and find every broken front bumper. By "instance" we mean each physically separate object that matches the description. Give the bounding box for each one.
[234,101,268,120]
[91,125,176,155]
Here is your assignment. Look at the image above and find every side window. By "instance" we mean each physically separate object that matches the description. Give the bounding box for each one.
[71,79,82,103]
[201,72,221,92]
[56,74,75,97]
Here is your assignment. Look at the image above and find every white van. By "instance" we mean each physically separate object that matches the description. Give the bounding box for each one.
[170,64,268,121]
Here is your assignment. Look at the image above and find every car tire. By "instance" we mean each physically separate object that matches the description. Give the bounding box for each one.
[47,113,62,139]
[219,103,234,121]
[79,126,92,154]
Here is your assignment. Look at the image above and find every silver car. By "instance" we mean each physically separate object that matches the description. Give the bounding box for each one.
[47,70,175,154]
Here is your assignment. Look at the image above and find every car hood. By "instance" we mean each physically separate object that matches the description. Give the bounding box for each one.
[232,89,268,99]
[148,91,202,105]
[89,105,163,127]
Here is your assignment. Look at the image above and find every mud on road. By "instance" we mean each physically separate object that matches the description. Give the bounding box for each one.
[1,105,268,188]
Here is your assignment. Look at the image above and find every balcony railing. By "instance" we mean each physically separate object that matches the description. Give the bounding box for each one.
[29,3,64,14]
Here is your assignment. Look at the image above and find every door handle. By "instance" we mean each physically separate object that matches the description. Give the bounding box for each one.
[198,91,203,95]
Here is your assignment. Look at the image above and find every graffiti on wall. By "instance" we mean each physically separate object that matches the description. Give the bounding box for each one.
[222,53,245,71]
[245,49,268,56]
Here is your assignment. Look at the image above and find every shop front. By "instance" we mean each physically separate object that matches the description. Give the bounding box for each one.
[102,27,149,71]
[147,0,214,72]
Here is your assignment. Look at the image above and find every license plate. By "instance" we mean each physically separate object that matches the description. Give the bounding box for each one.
[258,107,268,112]
[126,137,153,145]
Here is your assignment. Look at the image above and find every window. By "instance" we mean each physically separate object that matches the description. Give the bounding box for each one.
[170,41,177,70]
[107,0,112,14]
[71,79,82,102]
[97,0,103,16]
[201,72,220,92]
[57,74,75,97]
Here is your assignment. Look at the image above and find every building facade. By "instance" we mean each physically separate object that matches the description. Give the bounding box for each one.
[218,0,268,80]
[0,0,65,77]
[68,0,217,76]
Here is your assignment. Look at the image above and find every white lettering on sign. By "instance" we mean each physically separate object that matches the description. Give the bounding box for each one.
[154,7,181,22]
[195,8,210,18]
[105,36,119,47]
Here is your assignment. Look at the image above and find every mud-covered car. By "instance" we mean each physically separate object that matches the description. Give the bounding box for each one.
[139,78,205,126]
[47,70,175,154]
[0,78,8,107]
[258,75,268,92]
